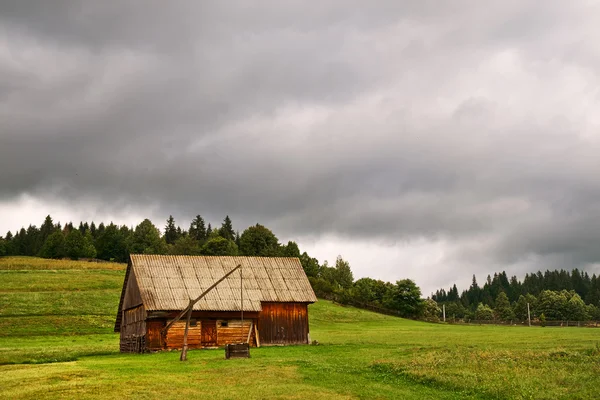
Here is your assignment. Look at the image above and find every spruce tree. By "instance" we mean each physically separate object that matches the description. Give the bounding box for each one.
[219,215,235,241]
[24,225,40,256]
[39,215,55,248]
[189,215,207,243]
[97,222,105,239]
[164,215,178,245]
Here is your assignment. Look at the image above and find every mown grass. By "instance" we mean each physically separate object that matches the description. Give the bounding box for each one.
[0,256,122,341]
[1,256,599,399]
[0,269,124,292]
[0,256,125,271]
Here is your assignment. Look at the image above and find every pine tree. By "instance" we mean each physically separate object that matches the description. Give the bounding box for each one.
[39,215,55,249]
[95,223,128,262]
[219,215,235,241]
[97,222,105,237]
[164,215,178,245]
[3,231,13,256]
[188,215,207,243]
[24,225,40,256]
[206,223,212,237]
[90,222,97,238]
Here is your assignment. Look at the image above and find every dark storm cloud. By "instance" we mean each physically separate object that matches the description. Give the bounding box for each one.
[1,0,600,282]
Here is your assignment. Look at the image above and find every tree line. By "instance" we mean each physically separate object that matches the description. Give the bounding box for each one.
[5,215,594,323]
[432,270,600,322]
[0,215,428,319]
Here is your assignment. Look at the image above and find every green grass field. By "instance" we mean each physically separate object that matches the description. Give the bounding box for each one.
[1,257,599,399]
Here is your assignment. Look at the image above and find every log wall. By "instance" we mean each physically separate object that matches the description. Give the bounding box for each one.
[216,319,256,347]
[258,302,309,345]
[164,320,202,349]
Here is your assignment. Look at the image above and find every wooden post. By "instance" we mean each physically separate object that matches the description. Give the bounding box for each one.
[240,267,243,330]
[246,321,253,344]
[527,303,531,327]
[254,323,260,348]
[180,303,193,361]
[159,264,241,362]
[162,264,241,336]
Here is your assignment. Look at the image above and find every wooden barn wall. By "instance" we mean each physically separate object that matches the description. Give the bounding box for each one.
[216,319,256,347]
[122,270,143,310]
[120,305,147,353]
[258,302,309,345]
[150,316,258,350]
[165,320,202,349]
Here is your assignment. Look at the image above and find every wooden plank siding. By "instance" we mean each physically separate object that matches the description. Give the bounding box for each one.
[122,269,143,310]
[146,320,165,350]
[258,302,309,345]
[165,320,202,349]
[216,319,256,347]
[141,318,257,350]
[120,305,147,352]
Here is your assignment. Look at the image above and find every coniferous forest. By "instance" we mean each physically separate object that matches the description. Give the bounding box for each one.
[1,214,599,323]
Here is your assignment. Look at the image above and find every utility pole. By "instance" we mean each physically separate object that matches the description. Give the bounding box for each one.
[527,302,531,327]
[443,304,446,322]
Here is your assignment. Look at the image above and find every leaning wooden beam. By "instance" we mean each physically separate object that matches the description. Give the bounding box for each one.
[246,321,253,344]
[179,302,193,361]
[161,264,241,337]
[254,323,260,348]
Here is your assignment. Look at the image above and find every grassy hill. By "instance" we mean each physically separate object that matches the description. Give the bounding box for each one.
[1,257,599,399]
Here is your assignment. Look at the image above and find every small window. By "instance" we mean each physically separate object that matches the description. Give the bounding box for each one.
[220,321,228,327]
[190,319,197,327]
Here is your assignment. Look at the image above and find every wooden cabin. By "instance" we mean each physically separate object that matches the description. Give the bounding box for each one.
[114,255,317,353]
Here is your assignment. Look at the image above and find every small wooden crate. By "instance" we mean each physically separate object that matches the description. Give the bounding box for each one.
[225,343,250,359]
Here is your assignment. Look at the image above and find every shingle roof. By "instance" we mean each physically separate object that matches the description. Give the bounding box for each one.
[128,255,317,313]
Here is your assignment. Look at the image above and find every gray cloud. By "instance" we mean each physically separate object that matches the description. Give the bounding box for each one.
[1,1,600,288]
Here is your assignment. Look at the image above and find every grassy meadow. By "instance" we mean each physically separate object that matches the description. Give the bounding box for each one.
[1,256,599,399]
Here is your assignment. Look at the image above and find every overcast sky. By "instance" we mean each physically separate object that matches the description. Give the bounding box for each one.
[1,1,600,295]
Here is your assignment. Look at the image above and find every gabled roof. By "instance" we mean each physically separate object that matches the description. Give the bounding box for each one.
[115,255,317,331]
